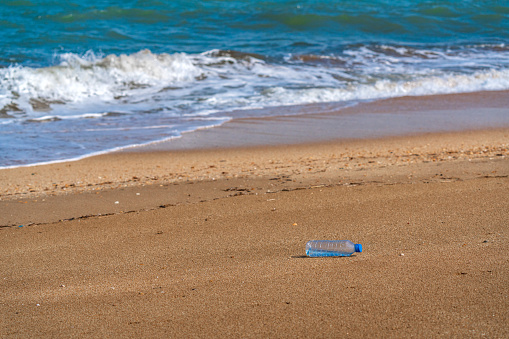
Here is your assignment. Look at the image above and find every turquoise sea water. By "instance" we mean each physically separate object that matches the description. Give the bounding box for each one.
[1,0,509,167]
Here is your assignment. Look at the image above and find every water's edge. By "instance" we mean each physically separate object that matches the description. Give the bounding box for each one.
[2,89,508,170]
[122,90,509,153]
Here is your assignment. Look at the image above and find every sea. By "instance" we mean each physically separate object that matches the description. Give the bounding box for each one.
[1,0,509,168]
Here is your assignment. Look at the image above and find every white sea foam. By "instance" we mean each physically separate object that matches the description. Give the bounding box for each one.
[29,113,109,121]
[2,47,509,121]
[258,68,509,107]
[0,50,202,116]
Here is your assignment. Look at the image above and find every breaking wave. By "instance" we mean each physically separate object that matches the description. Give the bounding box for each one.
[1,45,509,121]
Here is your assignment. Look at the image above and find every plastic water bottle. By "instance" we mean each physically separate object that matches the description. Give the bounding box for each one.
[306,240,362,257]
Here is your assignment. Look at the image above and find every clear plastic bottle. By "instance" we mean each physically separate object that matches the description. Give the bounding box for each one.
[306,240,362,257]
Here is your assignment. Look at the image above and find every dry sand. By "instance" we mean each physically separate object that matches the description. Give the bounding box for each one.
[1,97,508,337]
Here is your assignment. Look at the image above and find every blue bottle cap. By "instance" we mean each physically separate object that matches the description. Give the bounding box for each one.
[355,244,362,252]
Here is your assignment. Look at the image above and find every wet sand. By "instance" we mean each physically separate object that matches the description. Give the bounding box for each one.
[1,92,509,337]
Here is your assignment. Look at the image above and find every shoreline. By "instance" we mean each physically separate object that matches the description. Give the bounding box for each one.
[133,89,509,152]
[1,93,508,337]
[2,90,509,169]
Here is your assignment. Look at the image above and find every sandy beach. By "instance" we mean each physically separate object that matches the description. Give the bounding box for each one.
[1,93,509,337]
